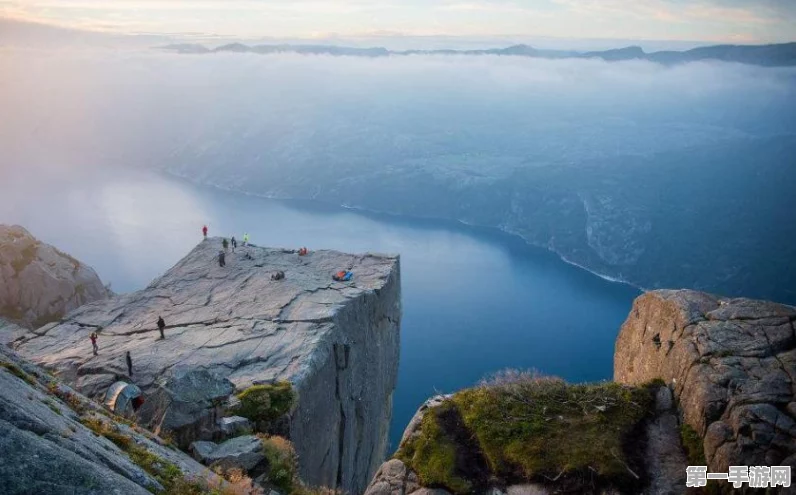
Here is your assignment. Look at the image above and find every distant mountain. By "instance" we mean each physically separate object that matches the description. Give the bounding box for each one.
[160,41,796,66]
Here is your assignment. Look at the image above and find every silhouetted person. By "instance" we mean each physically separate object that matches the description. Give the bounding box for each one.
[157,316,166,339]
[202,225,208,238]
[222,238,229,251]
[231,237,237,252]
[218,250,226,267]
[126,351,133,377]
[90,332,98,356]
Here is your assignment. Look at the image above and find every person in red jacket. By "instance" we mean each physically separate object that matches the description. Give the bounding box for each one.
[202,225,208,238]
[90,332,98,356]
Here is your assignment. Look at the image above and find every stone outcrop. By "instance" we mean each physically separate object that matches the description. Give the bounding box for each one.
[0,224,109,329]
[15,239,401,494]
[0,344,225,495]
[191,435,267,475]
[615,290,796,472]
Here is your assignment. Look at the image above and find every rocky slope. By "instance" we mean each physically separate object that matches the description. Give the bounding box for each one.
[367,290,796,494]
[615,290,796,473]
[0,344,229,495]
[15,238,402,494]
[0,224,109,329]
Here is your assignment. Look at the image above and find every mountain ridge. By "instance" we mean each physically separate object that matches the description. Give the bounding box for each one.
[160,41,796,66]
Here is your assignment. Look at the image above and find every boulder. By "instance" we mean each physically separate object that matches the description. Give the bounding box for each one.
[218,416,253,439]
[0,224,109,329]
[15,239,401,494]
[615,290,796,472]
[137,367,235,449]
[191,435,266,476]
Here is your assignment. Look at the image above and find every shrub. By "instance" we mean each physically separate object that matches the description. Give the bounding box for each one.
[680,423,706,466]
[234,382,294,427]
[260,435,298,493]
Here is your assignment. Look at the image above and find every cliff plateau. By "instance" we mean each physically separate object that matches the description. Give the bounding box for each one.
[14,238,402,494]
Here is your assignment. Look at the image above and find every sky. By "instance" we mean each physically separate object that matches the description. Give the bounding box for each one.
[0,0,794,45]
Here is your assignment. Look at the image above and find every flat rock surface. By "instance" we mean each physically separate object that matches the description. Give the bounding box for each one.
[15,238,397,396]
[0,224,108,329]
[615,289,796,472]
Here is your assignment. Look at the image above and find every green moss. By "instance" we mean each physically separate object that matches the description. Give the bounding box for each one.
[680,423,706,466]
[398,373,656,493]
[396,402,472,494]
[233,382,294,428]
[454,378,653,481]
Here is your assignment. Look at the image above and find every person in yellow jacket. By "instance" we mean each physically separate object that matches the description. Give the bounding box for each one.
[243,233,250,246]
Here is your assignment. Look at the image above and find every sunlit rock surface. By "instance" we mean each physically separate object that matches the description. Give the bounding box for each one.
[15,239,402,493]
[0,224,109,329]
[615,290,796,472]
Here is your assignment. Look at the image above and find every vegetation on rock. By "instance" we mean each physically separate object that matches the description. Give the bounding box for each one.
[398,370,657,494]
[233,382,294,430]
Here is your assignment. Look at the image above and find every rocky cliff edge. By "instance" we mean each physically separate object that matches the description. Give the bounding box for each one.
[14,238,402,494]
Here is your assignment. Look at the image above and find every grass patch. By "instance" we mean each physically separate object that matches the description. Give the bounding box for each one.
[10,243,38,273]
[259,435,298,494]
[396,402,476,494]
[680,423,706,466]
[233,382,294,429]
[80,415,215,494]
[399,371,656,494]
[1,361,38,387]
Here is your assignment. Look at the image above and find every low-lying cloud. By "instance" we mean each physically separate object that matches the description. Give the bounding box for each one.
[1,46,795,183]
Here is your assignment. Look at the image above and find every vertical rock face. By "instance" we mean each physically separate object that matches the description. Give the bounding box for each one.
[14,239,401,494]
[614,290,796,471]
[0,224,109,329]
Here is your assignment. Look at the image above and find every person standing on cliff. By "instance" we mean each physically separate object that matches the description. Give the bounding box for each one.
[218,250,226,267]
[243,233,249,247]
[222,238,229,252]
[90,331,98,356]
[157,316,166,340]
[202,225,208,239]
[231,236,237,252]
[125,351,133,377]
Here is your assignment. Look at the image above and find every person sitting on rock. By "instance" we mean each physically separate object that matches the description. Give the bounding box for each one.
[271,270,285,281]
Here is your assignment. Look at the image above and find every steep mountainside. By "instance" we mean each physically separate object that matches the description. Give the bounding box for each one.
[0,344,229,495]
[15,239,402,494]
[0,224,109,328]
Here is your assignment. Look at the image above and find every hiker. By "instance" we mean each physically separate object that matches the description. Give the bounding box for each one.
[271,270,285,281]
[218,250,226,267]
[90,331,98,356]
[126,351,133,377]
[222,238,229,251]
[243,233,250,246]
[157,316,166,340]
[202,225,208,238]
[298,247,308,256]
[231,236,237,252]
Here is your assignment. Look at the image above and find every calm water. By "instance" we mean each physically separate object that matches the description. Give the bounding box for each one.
[1,168,640,450]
